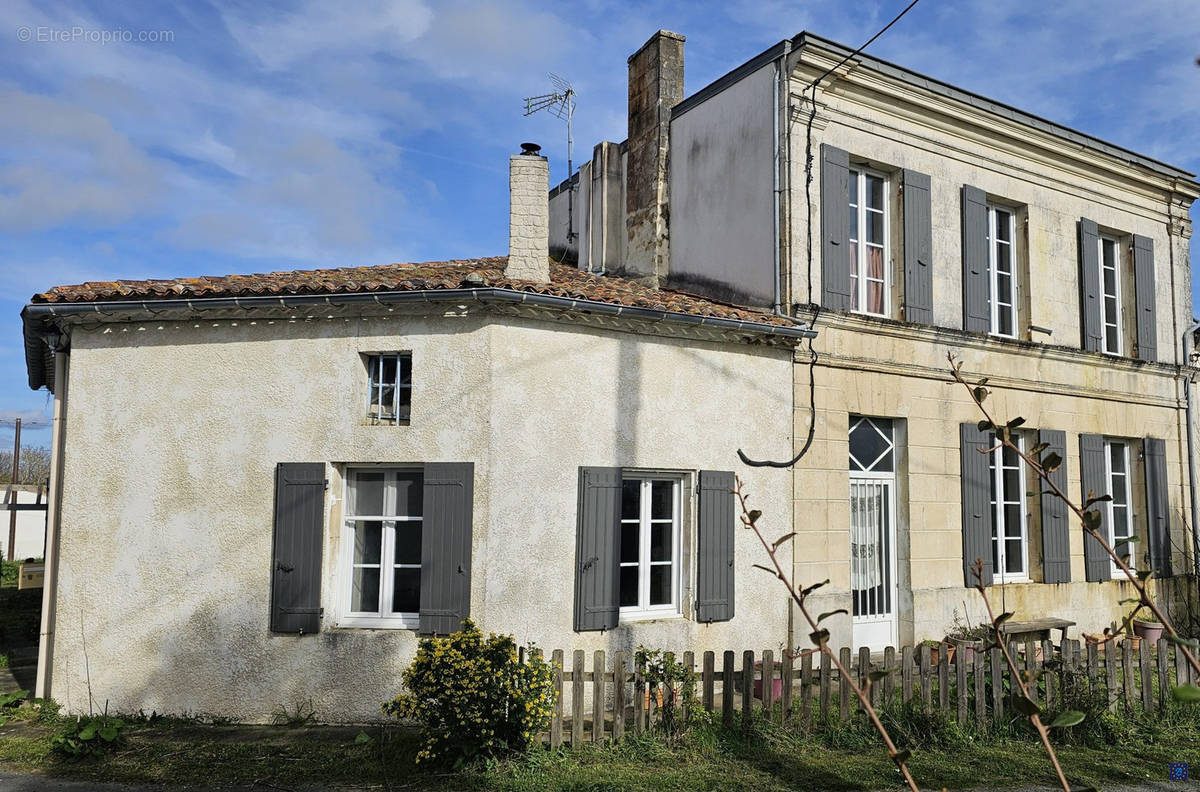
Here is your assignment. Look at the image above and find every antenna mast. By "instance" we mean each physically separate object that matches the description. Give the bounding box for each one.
[523,74,576,241]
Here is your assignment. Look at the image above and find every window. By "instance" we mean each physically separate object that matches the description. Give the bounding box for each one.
[341,469,423,628]
[989,435,1028,581]
[1098,236,1122,355]
[1105,440,1133,577]
[366,353,411,423]
[987,205,1017,337]
[848,168,890,316]
[619,476,681,619]
[848,416,898,648]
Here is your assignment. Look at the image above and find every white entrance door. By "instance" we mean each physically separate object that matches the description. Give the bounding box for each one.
[849,417,899,650]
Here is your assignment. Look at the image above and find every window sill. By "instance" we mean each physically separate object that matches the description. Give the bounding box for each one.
[990,576,1031,586]
[335,615,418,630]
[619,610,684,625]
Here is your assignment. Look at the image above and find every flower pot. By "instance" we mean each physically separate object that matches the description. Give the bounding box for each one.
[1124,635,1142,651]
[1133,619,1164,644]
[752,660,783,701]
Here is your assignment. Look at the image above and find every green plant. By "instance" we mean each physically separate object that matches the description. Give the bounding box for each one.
[383,619,556,766]
[0,689,28,725]
[633,647,696,744]
[51,712,127,757]
[945,606,989,643]
[270,699,316,728]
[0,652,9,669]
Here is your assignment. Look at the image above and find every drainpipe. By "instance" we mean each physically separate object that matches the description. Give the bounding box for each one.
[1183,320,1200,579]
[35,340,68,700]
[772,40,794,323]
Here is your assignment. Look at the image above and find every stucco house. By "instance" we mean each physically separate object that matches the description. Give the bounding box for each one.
[20,29,1200,723]
[553,31,1200,650]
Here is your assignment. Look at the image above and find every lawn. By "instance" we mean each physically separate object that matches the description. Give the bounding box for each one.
[0,709,1194,791]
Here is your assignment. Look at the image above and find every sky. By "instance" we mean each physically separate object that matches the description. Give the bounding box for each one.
[1,0,1198,450]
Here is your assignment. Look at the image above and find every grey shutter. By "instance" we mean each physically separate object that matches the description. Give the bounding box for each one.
[1133,234,1157,362]
[1038,429,1071,584]
[903,169,933,325]
[1144,437,1171,576]
[270,463,325,634]
[1078,218,1102,352]
[1079,434,1111,582]
[574,467,620,632]
[419,462,474,634]
[959,423,994,587]
[960,185,990,333]
[820,144,852,311]
[697,470,735,623]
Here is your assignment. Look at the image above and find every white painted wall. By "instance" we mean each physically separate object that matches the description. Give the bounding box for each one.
[0,488,46,560]
[49,312,794,722]
[669,62,777,306]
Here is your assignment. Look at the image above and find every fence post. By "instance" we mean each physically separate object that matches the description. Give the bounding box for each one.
[1157,638,1171,712]
[918,644,932,711]
[1086,641,1099,700]
[973,646,986,730]
[571,650,585,747]
[634,655,645,734]
[1121,638,1135,712]
[1176,639,1190,687]
[801,651,813,729]
[990,646,1003,721]
[742,650,755,729]
[550,649,563,749]
[722,650,735,728]
[682,650,694,726]
[702,651,715,713]
[1042,638,1056,711]
[782,648,794,722]
[612,651,626,742]
[938,642,950,711]
[955,641,968,725]
[1139,636,1153,713]
[820,650,832,718]
[762,649,775,718]
[1105,640,1118,712]
[859,646,873,709]
[883,646,896,705]
[593,650,606,743]
[901,646,914,705]
[839,646,851,723]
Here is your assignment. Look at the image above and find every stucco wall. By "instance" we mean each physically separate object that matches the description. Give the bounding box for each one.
[1,489,47,560]
[49,311,793,722]
[669,62,777,306]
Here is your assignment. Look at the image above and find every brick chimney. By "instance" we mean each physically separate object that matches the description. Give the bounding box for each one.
[625,30,684,283]
[507,142,550,282]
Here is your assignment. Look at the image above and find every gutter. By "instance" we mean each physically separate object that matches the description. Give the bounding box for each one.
[22,286,816,388]
[1183,320,1200,579]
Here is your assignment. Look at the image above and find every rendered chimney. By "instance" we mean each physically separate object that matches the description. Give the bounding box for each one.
[507,142,550,283]
[625,30,684,283]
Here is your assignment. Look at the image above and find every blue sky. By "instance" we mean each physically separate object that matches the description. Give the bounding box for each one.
[1,0,1198,449]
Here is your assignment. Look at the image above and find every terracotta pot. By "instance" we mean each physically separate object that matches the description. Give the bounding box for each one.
[1133,619,1165,644]
[1124,635,1142,651]
[926,644,956,666]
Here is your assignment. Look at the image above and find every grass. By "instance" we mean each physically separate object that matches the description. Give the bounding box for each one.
[0,704,1196,791]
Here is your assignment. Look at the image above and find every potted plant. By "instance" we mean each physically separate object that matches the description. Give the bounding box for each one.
[943,606,989,662]
[1133,618,1164,644]
[1122,611,1142,650]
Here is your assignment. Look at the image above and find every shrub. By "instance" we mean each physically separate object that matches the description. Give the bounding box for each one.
[52,712,127,758]
[383,619,556,766]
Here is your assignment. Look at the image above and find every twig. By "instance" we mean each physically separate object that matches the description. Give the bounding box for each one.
[734,477,920,792]
[970,560,1071,792]
[948,352,1200,679]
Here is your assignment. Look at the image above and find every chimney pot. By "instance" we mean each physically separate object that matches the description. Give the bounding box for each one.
[520,142,542,156]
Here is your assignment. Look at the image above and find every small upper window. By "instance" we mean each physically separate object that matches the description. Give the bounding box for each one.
[848,168,890,317]
[366,353,411,424]
[1098,236,1123,355]
[987,205,1017,338]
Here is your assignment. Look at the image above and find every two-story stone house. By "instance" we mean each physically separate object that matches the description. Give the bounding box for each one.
[552,31,1199,650]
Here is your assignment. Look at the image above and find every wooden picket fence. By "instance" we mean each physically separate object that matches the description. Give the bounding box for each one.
[537,638,1198,747]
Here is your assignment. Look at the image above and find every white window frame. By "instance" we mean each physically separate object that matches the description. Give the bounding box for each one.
[1104,440,1134,579]
[365,352,412,424]
[338,468,422,629]
[990,434,1029,583]
[618,475,683,621]
[987,204,1018,338]
[848,167,891,318]
[1098,235,1123,356]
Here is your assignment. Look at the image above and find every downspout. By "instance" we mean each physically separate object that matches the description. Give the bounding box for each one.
[35,341,68,699]
[1183,319,1200,579]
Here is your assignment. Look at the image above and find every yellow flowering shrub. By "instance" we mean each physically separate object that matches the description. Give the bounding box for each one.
[383,619,556,765]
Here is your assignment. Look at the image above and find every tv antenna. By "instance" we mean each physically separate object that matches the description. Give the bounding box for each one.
[524,73,576,241]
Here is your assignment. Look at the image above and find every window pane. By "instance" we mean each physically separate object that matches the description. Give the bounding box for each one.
[1004,506,1023,539]
[650,564,671,606]
[381,355,397,384]
[394,522,421,565]
[1109,443,1126,474]
[1102,239,1116,268]
[352,472,386,516]
[866,246,884,280]
[651,523,672,562]
[399,354,412,386]
[991,535,1000,570]
[849,206,858,241]
[1103,266,1116,295]
[1002,444,1019,468]
[1005,539,1023,574]
[996,242,1011,274]
[996,211,1011,242]
[620,522,639,564]
[1003,467,1020,498]
[352,567,380,612]
[1106,325,1119,352]
[394,472,423,517]
[621,480,640,520]
[866,280,884,314]
[867,175,884,210]
[1113,506,1130,537]
[353,521,382,565]
[651,482,673,520]
[849,419,890,471]
[849,170,859,203]
[392,567,420,614]
[620,566,638,607]
[867,211,884,245]
[999,304,1013,336]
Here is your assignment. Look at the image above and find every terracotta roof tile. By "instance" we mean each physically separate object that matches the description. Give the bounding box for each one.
[33,256,790,327]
